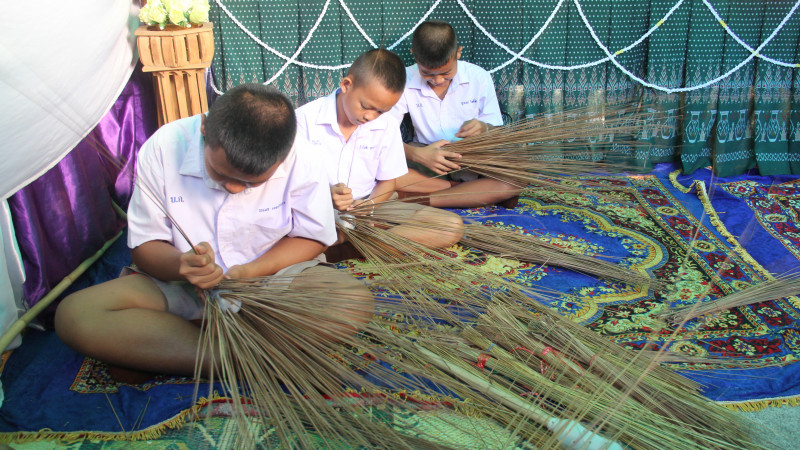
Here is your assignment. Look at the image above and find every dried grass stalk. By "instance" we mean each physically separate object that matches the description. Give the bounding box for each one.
[661,270,800,325]
[399,105,667,198]
[460,221,665,290]
[334,203,762,449]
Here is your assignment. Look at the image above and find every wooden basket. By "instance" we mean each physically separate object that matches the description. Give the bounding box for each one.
[135,22,215,126]
[135,22,214,72]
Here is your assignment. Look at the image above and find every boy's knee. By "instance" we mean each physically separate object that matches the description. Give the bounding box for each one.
[54,293,90,348]
[441,211,465,247]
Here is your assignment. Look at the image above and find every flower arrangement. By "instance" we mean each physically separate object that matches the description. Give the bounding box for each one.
[138,0,210,30]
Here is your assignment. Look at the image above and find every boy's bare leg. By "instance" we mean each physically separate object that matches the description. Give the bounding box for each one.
[288,265,375,341]
[55,274,214,379]
[429,178,522,208]
[384,203,464,249]
[395,169,451,194]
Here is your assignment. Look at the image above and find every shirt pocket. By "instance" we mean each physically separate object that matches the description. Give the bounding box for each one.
[234,213,293,261]
[250,215,292,255]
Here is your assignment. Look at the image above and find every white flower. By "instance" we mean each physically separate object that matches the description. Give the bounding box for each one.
[188,0,210,24]
[147,2,168,26]
[168,6,188,26]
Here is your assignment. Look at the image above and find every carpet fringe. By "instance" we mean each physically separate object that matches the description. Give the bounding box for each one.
[719,394,800,412]
[668,169,775,281]
[0,393,226,444]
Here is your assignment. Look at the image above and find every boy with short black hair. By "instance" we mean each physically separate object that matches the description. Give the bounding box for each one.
[55,84,373,380]
[392,20,521,208]
[295,48,464,255]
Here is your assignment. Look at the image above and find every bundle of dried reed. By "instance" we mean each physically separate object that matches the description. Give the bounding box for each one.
[339,200,664,290]
[460,221,665,290]
[660,270,800,326]
[399,105,666,196]
[199,271,477,449]
[331,202,761,449]
[346,249,761,449]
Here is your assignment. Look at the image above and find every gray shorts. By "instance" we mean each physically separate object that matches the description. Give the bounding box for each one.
[121,259,321,321]
[406,160,480,182]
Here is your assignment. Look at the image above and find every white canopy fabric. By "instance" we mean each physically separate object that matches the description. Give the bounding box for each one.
[0,0,139,201]
[0,0,140,354]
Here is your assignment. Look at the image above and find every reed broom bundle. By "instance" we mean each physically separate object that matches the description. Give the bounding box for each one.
[459,220,665,290]
[398,105,666,197]
[334,202,762,449]
[199,272,481,449]
[353,257,763,449]
[660,270,800,325]
[341,199,663,291]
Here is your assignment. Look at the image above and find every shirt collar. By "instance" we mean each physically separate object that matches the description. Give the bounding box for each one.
[317,90,340,131]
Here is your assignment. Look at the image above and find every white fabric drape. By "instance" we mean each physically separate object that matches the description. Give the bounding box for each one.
[0,1,140,364]
[0,0,139,201]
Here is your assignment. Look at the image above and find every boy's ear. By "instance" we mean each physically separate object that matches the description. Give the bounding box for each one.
[456,46,463,60]
[200,114,205,136]
[340,75,354,93]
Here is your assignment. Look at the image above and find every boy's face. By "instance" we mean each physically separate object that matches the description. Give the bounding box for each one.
[338,76,401,127]
[204,145,279,195]
[415,46,462,90]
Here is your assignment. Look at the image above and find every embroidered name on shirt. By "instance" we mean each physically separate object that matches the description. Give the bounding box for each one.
[258,201,286,213]
[311,139,322,145]
[358,144,376,151]
[170,196,185,203]
[461,99,478,105]
[415,103,423,108]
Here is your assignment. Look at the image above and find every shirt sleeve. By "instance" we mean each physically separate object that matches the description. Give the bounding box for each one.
[388,91,410,122]
[286,143,337,246]
[477,70,504,127]
[294,107,309,140]
[126,135,175,250]
[375,116,409,181]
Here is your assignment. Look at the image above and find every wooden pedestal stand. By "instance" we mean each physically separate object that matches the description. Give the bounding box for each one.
[135,22,214,127]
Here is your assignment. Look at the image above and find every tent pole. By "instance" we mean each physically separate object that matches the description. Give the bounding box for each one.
[0,202,127,353]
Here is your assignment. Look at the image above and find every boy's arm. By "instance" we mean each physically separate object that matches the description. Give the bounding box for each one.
[403,141,462,175]
[132,240,223,289]
[356,178,396,206]
[225,236,326,279]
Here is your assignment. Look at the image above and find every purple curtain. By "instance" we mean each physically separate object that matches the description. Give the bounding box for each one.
[8,64,158,313]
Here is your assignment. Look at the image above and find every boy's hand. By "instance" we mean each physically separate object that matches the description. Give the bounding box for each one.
[331,183,354,211]
[455,119,490,138]
[179,242,223,290]
[410,140,461,175]
[223,264,250,280]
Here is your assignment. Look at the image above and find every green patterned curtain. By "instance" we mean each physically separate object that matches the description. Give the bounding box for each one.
[208,0,800,176]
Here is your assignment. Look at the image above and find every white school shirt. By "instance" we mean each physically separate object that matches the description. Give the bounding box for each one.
[127,114,337,272]
[295,91,408,200]
[391,60,503,144]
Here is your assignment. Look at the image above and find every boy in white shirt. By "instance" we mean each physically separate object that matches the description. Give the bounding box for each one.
[55,84,373,381]
[295,49,464,260]
[391,20,521,208]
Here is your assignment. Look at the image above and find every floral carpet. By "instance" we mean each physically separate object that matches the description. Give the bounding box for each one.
[1,164,799,446]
